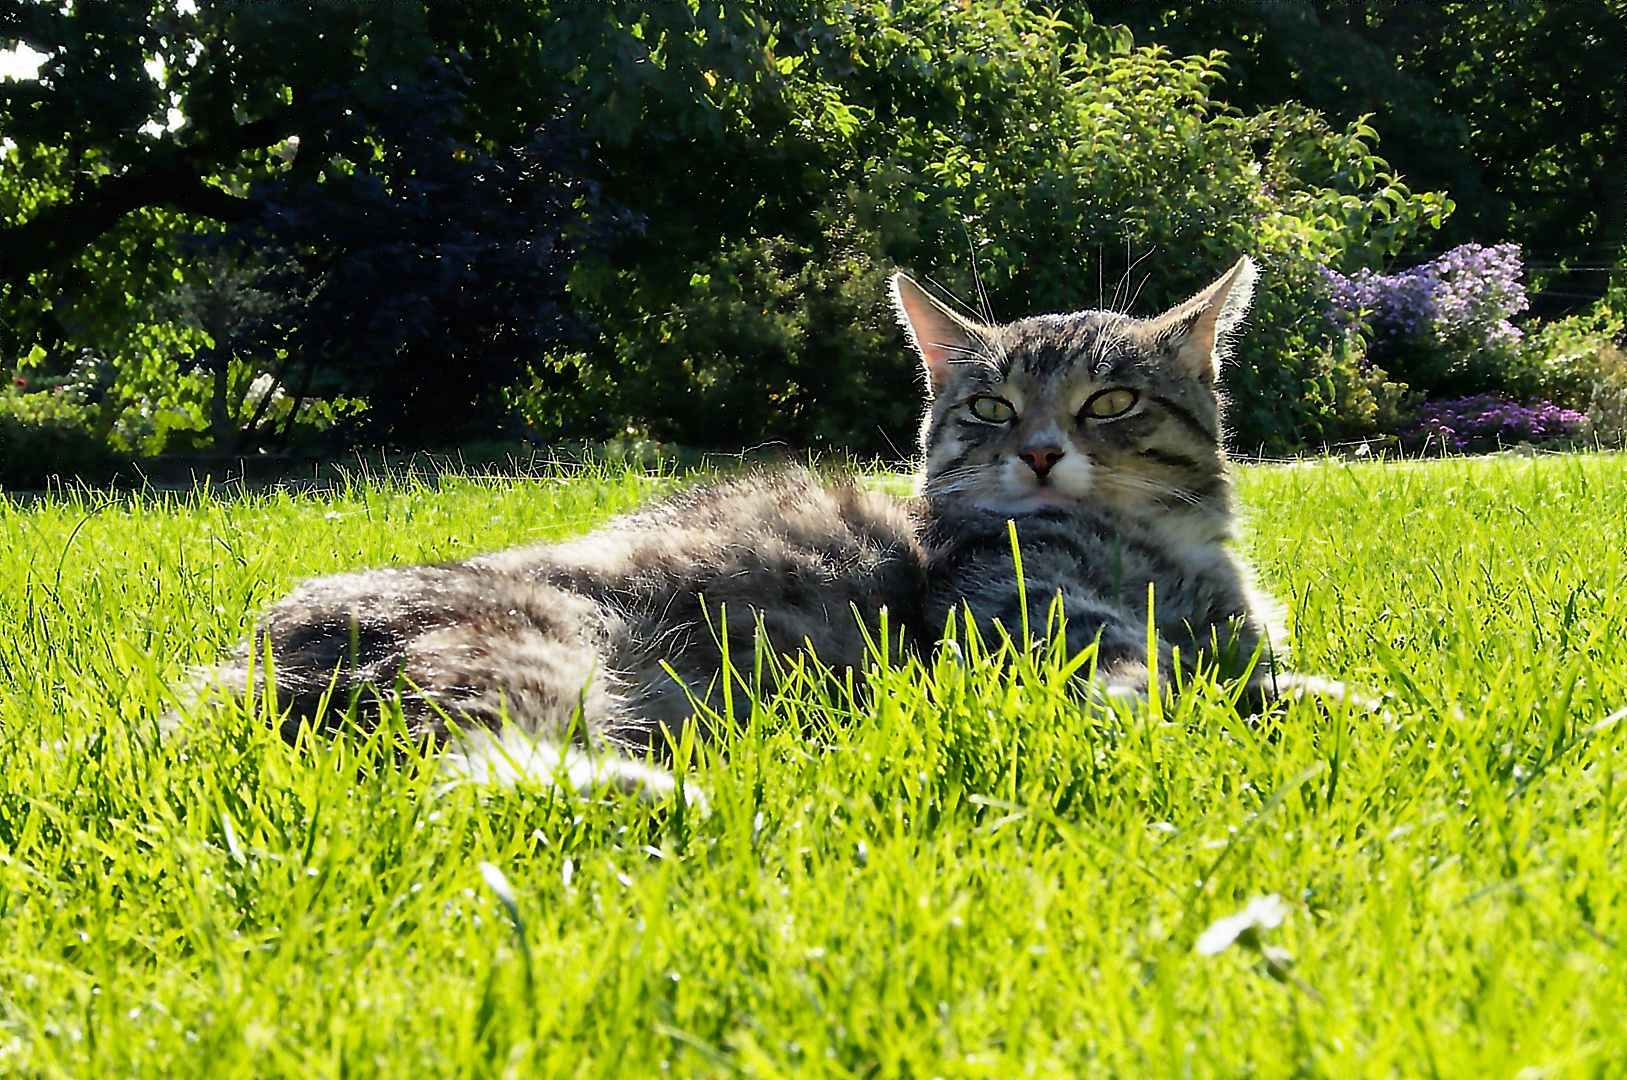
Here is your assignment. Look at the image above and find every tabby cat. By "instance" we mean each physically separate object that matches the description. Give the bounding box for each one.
[202,256,1300,796]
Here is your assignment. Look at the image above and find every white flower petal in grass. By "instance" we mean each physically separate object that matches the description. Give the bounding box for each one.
[221,811,245,865]
[478,861,518,913]
[1194,894,1289,955]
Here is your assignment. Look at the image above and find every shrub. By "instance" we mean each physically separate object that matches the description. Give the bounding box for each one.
[1509,297,1621,380]
[1404,394,1588,454]
[1305,330,1411,449]
[567,2,1449,456]
[574,210,915,453]
[0,386,130,489]
[1583,343,1627,449]
[1321,242,1529,398]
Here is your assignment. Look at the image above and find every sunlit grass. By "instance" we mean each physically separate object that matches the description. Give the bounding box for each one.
[1,453,1624,1078]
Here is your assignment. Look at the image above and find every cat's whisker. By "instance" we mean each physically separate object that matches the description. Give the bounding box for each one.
[1113,244,1157,314]
[922,472,992,499]
[963,227,997,326]
[923,273,988,326]
[1090,323,1128,376]
[1094,472,1213,509]
[944,350,995,366]
[1124,263,1155,314]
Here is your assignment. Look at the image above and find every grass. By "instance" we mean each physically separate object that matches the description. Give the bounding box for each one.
[1,453,1625,1078]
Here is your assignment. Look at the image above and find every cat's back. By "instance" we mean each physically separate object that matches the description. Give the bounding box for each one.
[472,466,929,617]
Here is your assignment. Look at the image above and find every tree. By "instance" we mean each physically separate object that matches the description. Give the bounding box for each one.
[1082,1,1627,310]
[165,244,286,451]
[226,67,635,444]
[0,1,626,445]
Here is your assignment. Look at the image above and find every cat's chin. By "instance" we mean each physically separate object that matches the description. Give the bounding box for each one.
[976,486,1087,515]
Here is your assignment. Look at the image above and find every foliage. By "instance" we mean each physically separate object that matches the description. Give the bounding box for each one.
[1585,344,1627,448]
[563,2,1448,454]
[588,213,914,451]
[0,384,129,488]
[0,2,437,362]
[0,0,1505,460]
[1321,242,1529,399]
[1404,394,1589,454]
[1300,330,1411,449]
[223,66,637,446]
[1505,302,1627,447]
[162,244,292,452]
[1083,0,1627,313]
[3,458,1627,1073]
[0,2,625,450]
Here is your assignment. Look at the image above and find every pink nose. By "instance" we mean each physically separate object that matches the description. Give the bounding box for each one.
[1019,445,1064,477]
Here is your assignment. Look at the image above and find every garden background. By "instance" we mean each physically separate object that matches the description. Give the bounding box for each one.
[0,0,1624,484]
[5,5,1627,1076]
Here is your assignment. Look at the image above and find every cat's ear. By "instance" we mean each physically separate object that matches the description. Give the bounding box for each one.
[890,272,987,394]
[1149,256,1258,384]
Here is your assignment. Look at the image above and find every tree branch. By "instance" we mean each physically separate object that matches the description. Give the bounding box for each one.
[0,114,297,283]
[0,170,254,281]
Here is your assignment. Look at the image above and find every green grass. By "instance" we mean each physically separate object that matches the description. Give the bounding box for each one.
[2,454,1625,1078]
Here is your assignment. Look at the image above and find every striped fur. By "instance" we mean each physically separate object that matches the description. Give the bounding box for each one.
[194,256,1325,798]
[894,257,1289,697]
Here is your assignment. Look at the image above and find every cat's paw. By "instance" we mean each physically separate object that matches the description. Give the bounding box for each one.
[442,725,708,810]
[1249,672,1381,714]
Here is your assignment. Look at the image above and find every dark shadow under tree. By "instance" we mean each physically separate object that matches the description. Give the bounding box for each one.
[224,64,638,447]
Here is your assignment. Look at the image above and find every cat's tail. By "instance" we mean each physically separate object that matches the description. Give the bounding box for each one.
[166,661,701,806]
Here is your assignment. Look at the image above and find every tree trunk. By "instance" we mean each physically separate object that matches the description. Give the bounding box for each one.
[211,356,234,451]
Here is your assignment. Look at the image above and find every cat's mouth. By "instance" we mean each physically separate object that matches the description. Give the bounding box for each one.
[981,482,1085,514]
[970,455,1094,513]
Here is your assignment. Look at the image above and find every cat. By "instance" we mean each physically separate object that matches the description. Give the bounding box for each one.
[196,255,1312,797]
[896,256,1284,702]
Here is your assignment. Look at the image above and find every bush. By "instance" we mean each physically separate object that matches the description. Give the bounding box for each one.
[566,210,915,452]
[0,387,130,489]
[1404,394,1588,454]
[1321,242,1529,398]
[1304,330,1411,449]
[1504,303,1627,443]
[567,2,1449,456]
[1587,344,1627,449]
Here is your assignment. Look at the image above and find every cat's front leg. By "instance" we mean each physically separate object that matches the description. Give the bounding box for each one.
[1243,669,1379,714]
[949,583,1171,702]
[440,723,706,808]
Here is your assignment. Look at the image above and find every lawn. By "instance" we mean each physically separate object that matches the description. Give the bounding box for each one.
[1,454,1624,1079]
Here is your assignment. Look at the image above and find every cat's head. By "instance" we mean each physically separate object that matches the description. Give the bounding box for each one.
[891,258,1256,520]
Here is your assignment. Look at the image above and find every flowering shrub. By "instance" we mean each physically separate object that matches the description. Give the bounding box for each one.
[1584,342,1627,449]
[1405,394,1588,454]
[1321,243,1530,397]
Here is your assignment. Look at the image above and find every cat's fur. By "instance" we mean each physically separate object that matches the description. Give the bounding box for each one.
[199,255,1303,795]
[214,474,929,796]
[898,257,1279,699]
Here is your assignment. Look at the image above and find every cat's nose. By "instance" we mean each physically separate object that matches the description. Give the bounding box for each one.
[1018,445,1065,477]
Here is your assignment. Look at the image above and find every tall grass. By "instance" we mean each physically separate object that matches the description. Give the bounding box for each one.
[1,454,1624,1078]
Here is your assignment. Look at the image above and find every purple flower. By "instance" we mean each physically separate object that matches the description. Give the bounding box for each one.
[1404,393,1587,453]
[1321,243,1529,361]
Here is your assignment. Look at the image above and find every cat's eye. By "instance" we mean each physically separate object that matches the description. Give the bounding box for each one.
[1081,387,1139,419]
[968,396,1016,423]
